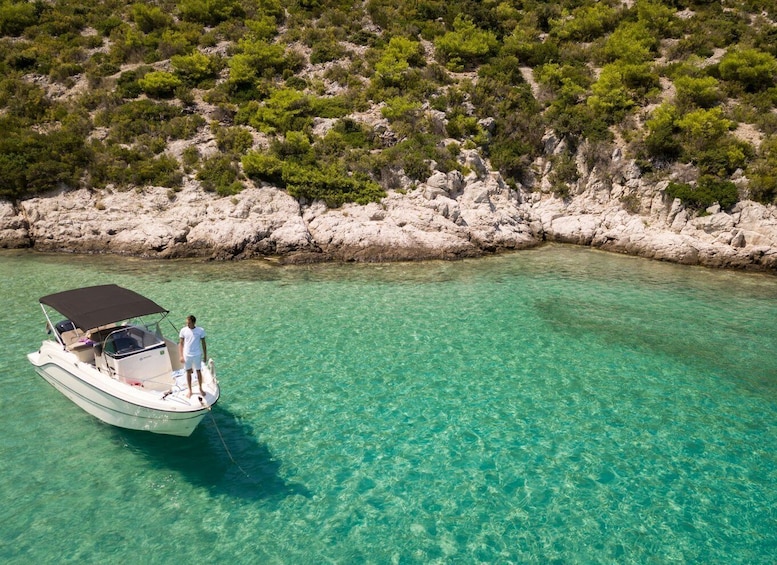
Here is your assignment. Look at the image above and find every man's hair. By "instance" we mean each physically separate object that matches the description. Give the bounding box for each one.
[188,315,196,324]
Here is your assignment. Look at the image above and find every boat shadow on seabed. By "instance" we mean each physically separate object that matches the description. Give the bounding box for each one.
[108,405,311,502]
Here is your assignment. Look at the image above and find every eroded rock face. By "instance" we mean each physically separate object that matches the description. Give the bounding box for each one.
[529,173,777,270]
[0,201,30,248]
[3,161,777,271]
[9,184,318,259]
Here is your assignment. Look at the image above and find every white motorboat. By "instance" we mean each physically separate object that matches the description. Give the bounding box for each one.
[27,284,220,436]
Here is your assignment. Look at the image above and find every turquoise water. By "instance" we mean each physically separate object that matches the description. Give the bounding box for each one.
[1,246,775,564]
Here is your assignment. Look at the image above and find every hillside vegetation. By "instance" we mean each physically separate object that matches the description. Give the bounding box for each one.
[1,0,776,210]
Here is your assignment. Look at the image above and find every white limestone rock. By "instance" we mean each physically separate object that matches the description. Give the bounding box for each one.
[6,150,777,270]
[0,201,30,247]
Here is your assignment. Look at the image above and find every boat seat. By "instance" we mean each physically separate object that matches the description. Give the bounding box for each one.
[60,329,83,347]
[68,341,96,363]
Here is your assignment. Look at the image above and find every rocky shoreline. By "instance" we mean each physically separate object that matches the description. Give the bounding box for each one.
[3,149,777,271]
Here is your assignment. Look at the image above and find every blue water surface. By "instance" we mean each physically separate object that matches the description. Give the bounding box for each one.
[1,245,775,564]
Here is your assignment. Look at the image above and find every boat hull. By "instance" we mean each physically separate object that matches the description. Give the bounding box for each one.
[28,347,218,437]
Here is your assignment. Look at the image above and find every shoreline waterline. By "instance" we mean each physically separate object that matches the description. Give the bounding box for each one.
[4,239,777,275]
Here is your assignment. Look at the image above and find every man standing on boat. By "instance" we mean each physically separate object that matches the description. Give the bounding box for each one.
[179,315,207,399]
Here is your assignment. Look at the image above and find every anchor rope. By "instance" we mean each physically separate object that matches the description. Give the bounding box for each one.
[209,412,250,478]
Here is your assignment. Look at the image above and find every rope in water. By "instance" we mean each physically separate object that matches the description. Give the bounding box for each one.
[209,412,250,478]
[202,359,249,477]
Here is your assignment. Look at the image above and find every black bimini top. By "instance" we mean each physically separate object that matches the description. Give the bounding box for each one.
[40,284,168,331]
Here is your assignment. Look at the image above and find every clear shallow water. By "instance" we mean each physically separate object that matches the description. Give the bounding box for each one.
[1,246,775,564]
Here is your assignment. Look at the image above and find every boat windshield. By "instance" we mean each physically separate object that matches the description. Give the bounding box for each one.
[103,326,165,358]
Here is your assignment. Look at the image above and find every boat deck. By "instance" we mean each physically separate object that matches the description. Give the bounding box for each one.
[55,324,185,393]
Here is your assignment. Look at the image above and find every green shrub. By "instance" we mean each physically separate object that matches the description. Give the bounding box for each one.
[718,48,777,93]
[394,148,429,181]
[322,63,354,88]
[242,150,385,207]
[477,54,525,87]
[535,63,592,99]
[587,67,635,121]
[171,51,218,85]
[467,76,544,183]
[310,94,354,118]
[95,15,123,38]
[106,24,155,65]
[694,138,753,177]
[644,101,754,175]
[376,133,458,181]
[214,124,254,154]
[116,68,148,98]
[245,15,279,41]
[6,46,40,72]
[314,119,377,161]
[241,151,284,185]
[588,62,659,123]
[283,163,384,207]
[0,116,90,199]
[168,113,206,140]
[434,14,498,71]
[96,99,182,142]
[676,107,733,153]
[380,95,421,122]
[502,27,559,67]
[636,1,680,37]
[535,63,604,139]
[374,36,424,87]
[271,130,314,164]
[232,37,289,77]
[0,1,37,36]
[747,136,777,204]
[644,103,682,161]
[241,88,314,134]
[226,53,258,87]
[446,113,479,139]
[84,53,120,80]
[330,118,375,149]
[665,176,739,210]
[130,154,182,187]
[131,3,172,34]
[549,150,579,197]
[138,70,182,97]
[681,8,748,54]
[620,192,641,214]
[0,77,49,122]
[177,0,244,26]
[157,26,202,59]
[550,3,620,42]
[600,22,658,64]
[674,75,722,110]
[29,0,87,37]
[88,142,182,189]
[310,38,347,65]
[197,154,243,195]
[181,145,200,172]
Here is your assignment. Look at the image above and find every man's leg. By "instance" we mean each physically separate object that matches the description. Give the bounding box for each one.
[185,368,193,397]
[196,369,206,395]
